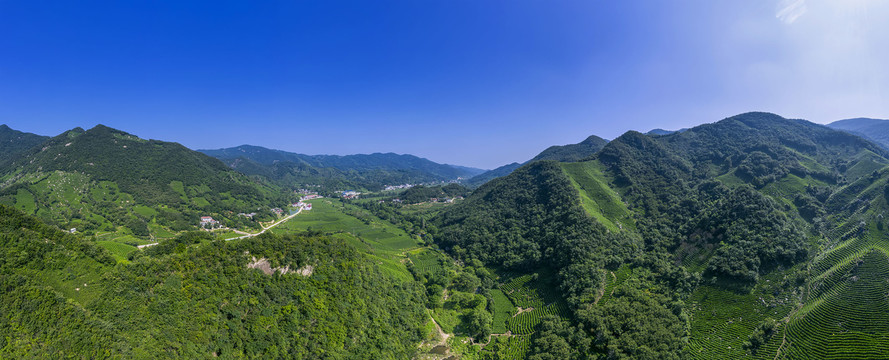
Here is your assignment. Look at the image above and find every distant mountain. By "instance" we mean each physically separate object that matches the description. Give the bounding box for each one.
[463,162,524,188]
[464,135,608,188]
[0,125,283,238]
[445,164,488,177]
[0,124,49,165]
[645,127,689,136]
[199,145,479,190]
[828,118,889,150]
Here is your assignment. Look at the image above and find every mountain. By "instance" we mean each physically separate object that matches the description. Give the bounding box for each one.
[464,135,609,188]
[462,162,523,188]
[645,127,689,135]
[445,164,487,177]
[437,112,889,358]
[828,117,889,150]
[0,125,284,240]
[529,134,608,163]
[0,124,49,165]
[199,145,479,190]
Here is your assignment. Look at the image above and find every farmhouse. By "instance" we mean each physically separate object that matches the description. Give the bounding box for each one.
[200,216,219,228]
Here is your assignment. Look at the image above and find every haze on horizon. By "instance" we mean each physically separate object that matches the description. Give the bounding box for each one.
[2,0,888,169]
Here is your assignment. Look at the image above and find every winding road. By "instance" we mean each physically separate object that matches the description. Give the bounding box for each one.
[137,207,303,249]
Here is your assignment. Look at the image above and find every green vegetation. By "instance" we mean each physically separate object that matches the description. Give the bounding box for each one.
[530,135,608,163]
[95,240,138,263]
[397,183,468,204]
[0,205,427,358]
[561,160,634,232]
[10,113,889,358]
[200,145,479,192]
[0,124,49,165]
[0,125,291,249]
[437,113,889,358]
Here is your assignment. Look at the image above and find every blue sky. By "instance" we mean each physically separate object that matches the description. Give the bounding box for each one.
[2,1,888,169]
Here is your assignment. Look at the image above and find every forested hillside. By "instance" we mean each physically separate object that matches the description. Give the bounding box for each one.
[0,205,427,358]
[530,135,608,163]
[0,125,286,240]
[0,124,48,165]
[437,112,889,358]
[200,145,479,191]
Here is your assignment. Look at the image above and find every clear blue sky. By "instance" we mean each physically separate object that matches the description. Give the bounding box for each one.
[2,1,888,169]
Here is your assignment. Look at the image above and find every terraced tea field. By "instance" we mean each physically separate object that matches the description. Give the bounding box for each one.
[478,273,570,359]
[777,223,889,359]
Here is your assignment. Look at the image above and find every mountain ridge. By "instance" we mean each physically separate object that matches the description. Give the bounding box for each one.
[199,144,480,190]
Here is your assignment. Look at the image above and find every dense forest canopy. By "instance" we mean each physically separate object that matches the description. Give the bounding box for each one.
[0,205,426,358]
[437,112,889,358]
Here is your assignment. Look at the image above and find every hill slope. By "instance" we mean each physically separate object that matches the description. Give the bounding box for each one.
[0,205,426,358]
[0,125,284,239]
[438,112,889,358]
[0,125,49,165]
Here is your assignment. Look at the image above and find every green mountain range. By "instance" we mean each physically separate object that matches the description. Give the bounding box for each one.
[200,144,483,191]
[438,112,889,358]
[829,117,889,150]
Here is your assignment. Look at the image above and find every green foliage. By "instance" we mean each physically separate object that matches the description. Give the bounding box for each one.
[0,125,289,239]
[530,135,608,163]
[0,124,49,165]
[398,184,468,204]
[0,205,428,359]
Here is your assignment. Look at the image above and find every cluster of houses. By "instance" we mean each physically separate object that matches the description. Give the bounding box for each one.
[199,196,320,229]
[383,184,414,191]
[291,201,313,211]
[200,216,220,229]
[341,190,360,199]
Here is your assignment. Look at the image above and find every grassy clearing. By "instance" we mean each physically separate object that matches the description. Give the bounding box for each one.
[94,232,154,246]
[271,199,422,281]
[133,205,157,218]
[561,160,634,232]
[14,188,36,215]
[96,240,138,263]
[716,170,746,187]
[491,289,515,334]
